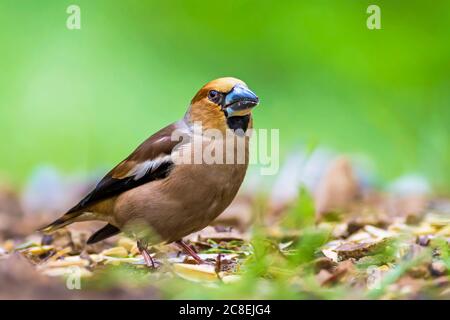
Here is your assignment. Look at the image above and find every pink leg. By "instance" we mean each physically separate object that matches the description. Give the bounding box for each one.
[176,240,204,264]
[137,240,155,268]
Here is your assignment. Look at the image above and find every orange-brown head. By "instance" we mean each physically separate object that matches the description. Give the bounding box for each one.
[187,77,259,132]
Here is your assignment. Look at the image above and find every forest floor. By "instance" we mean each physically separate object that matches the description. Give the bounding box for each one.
[1,158,449,299]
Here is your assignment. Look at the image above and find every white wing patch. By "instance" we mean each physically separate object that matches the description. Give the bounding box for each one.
[126,154,172,180]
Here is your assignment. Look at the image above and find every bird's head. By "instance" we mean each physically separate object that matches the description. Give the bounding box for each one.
[187,77,259,132]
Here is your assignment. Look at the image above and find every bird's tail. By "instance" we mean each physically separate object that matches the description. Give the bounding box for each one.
[37,211,82,233]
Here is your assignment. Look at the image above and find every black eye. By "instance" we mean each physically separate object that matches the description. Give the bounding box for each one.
[208,90,220,102]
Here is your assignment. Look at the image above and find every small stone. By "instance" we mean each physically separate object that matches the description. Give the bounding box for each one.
[416,235,433,246]
[41,234,53,246]
[429,261,447,277]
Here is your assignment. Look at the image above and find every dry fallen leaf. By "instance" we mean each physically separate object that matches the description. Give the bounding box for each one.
[173,263,219,282]
[334,239,388,261]
[118,237,136,252]
[38,256,89,269]
[41,266,92,278]
[101,246,129,258]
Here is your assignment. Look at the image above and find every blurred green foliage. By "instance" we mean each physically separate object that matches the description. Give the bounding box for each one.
[282,187,316,228]
[0,0,449,188]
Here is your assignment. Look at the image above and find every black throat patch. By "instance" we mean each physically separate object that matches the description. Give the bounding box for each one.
[226,115,251,133]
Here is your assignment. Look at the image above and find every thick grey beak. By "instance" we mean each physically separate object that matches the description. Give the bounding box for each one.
[224,84,259,117]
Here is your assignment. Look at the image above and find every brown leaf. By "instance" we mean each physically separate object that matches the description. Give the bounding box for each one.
[335,239,387,261]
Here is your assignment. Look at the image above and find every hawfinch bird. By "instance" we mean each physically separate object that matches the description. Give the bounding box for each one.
[40,77,259,267]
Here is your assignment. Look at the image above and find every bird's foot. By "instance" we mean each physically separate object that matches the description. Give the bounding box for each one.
[176,240,205,264]
[137,240,157,269]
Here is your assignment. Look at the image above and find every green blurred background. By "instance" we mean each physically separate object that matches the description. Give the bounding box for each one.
[0,0,449,189]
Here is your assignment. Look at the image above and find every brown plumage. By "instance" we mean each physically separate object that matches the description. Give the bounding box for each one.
[39,77,259,265]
